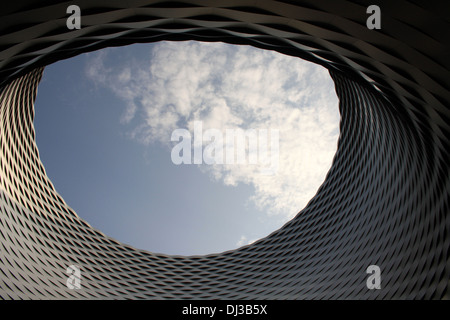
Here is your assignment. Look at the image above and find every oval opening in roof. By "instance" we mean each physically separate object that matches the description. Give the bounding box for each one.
[33,41,340,256]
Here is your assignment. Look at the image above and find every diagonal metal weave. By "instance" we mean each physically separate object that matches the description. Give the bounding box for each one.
[0,0,449,299]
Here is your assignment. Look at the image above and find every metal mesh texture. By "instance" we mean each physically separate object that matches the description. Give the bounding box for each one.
[0,0,448,299]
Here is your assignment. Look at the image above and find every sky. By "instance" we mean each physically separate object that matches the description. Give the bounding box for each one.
[33,41,340,256]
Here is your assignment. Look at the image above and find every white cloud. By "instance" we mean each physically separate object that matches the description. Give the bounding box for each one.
[236,235,256,247]
[85,41,340,222]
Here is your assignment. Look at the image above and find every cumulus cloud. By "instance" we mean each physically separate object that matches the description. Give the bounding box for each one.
[236,235,256,247]
[85,41,340,222]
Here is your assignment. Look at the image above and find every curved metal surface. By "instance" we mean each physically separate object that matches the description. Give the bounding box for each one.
[0,0,448,299]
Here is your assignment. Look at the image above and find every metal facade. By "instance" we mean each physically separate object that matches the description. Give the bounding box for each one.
[0,0,448,299]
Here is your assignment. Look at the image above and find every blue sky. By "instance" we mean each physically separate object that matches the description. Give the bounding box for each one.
[34,41,339,256]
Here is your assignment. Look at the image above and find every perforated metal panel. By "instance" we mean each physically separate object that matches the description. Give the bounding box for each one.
[0,0,449,299]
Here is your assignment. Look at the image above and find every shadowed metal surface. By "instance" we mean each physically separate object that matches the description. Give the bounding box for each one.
[0,0,449,299]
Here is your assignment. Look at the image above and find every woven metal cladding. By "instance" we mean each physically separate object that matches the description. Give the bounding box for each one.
[0,0,449,299]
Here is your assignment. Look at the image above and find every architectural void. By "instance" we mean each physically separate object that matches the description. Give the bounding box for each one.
[0,1,449,299]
